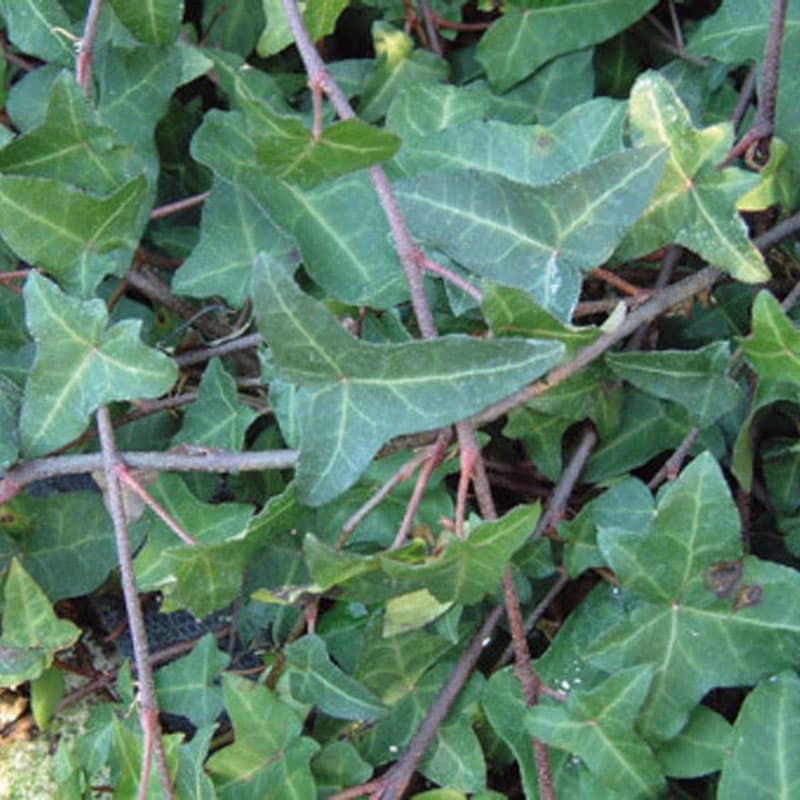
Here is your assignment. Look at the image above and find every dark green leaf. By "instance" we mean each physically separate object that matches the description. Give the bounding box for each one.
[155,633,230,727]
[20,273,177,457]
[108,0,183,45]
[0,0,75,63]
[172,358,257,451]
[718,670,800,798]
[396,146,667,320]
[740,290,800,384]
[252,256,564,503]
[285,634,387,720]
[206,675,319,799]
[655,706,732,779]
[476,0,657,92]
[606,342,742,427]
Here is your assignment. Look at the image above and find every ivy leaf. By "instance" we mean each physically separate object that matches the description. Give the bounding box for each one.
[0,375,20,469]
[526,666,666,798]
[108,0,184,45]
[391,97,628,187]
[688,1,800,171]
[284,634,387,721]
[172,358,257,451]
[615,71,769,283]
[718,670,800,797]
[589,453,800,740]
[655,706,732,779]
[206,675,319,799]
[0,559,80,687]
[244,102,400,188]
[606,342,743,427]
[0,72,134,193]
[396,146,667,320]
[0,0,75,64]
[20,272,177,457]
[740,290,800,384]
[155,633,230,727]
[476,0,657,92]
[0,175,148,289]
[0,492,116,601]
[305,505,538,603]
[252,256,564,504]
[184,109,406,308]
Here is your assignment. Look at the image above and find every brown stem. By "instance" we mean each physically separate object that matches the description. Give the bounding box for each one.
[76,0,104,96]
[417,0,444,56]
[150,191,211,220]
[96,407,174,800]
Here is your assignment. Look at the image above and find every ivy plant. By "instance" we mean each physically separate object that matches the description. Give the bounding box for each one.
[1,0,800,798]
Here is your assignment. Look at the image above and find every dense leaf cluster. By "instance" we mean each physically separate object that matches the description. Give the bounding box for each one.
[1,0,800,797]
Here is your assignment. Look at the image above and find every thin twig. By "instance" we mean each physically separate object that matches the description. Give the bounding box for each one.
[417,253,484,303]
[417,0,444,56]
[173,333,264,367]
[150,191,211,220]
[732,65,758,134]
[391,432,452,549]
[76,0,104,95]
[719,0,788,166]
[0,449,297,504]
[96,407,175,800]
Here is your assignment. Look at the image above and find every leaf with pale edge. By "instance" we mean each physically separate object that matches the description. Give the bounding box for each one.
[476,0,657,92]
[718,670,800,798]
[526,665,666,798]
[396,146,667,320]
[589,453,800,740]
[252,256,564,504]
[0,559,80,687]
[740,290,800,384]
[606,342,742,427]
[20,273,177,457]
[206,675,319,800]
[616,71,768,282]
[284,634,387,721]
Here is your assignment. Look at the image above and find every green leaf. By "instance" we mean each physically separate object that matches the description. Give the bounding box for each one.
[250,114,401,188]
[207,675,319,799]
[172,358,257,451]
[25,331,141,450]
[252,256,564,503]
[740,290,800,384]
[0,492,117,601]
[482,668,543,799]
[526,666,666,798]
[306,504,538,605]
[108,0,184,45]
[132,474,253,615]
[187,109,407,307]
[0,374,21,469]
[590,453,800,740]
[718,671,800,798]
[0,559,80,687]
[655,705,732,779]
[257,0,349,56]
[359,25,448,122]
[0,72,135,193]
[312,741,373,797]
[616,71,769,283]
[355,621,453,704]
[284,633,387,720]
[383,590,453,637]
[0,0,75,64]
[606,342,743,427]
[20,273,176,457]
[396,146,667,320]
[688,1,800,173]
[30,664,64,730]
[155,633,230,727]
[0,175,148,289]
[476,0,657,92]
[391,97,628,186]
